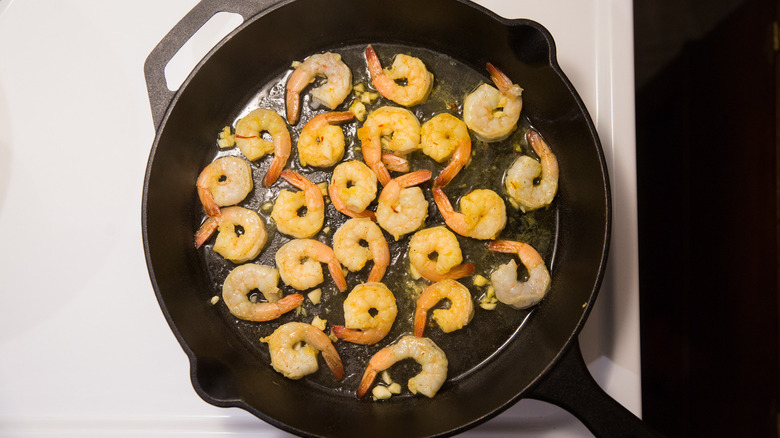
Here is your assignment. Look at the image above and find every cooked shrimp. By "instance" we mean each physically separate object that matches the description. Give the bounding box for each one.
[381,152,410,173]
[275,239,347,291]
[357,106,421,186]
[271,170,325,238]
[222,264,303,321]
[419,113,472,187]
[408,227,474,282]
[505,129,559,212]
[297,111,354,167]
[365,45,434,107]
[261,322,344,380]
[332,218,389,282]
[432,188,507,240]
[375,169,431,241]
[487,240,551,309]
[332,283,397,345]
[196,156,253,217]
[194,206,267,263]
[414,279,474,337]
[286,52,352,125]
[328,160,378,220]
[357,335,447,398]
[234,108,291,185]
[463,63,523,142]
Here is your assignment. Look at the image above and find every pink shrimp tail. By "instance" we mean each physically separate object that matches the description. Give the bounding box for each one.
[285,89,300,125]
[320,343,345,380]
[367,263,387,283]
[325,111,355,124]
[382,152,410,173]
[413,305,428,338]
[395,169,432,188]
[327,259,348,292]
[419,262,475,282]
[487,239,524,254]
[365,44,383,79]
[486,62,513,93]
[357,366,379,398]
[371,162,393,186]
[194,216,219,248]
[434,137,471,188]
[276,293,305,314]
[332,325,385,345]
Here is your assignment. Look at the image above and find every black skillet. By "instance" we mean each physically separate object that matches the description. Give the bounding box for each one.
[142,0,664,436]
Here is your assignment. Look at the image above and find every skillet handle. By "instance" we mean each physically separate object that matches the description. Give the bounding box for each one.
[526,341,666,438]
[143,0,280,131]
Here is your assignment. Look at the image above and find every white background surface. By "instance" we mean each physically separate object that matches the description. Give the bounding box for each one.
[0,0,638,436]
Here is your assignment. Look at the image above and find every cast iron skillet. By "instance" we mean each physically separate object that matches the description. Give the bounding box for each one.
[142,0,663,436]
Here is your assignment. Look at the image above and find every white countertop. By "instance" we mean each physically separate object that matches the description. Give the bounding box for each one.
[0,0,639,436]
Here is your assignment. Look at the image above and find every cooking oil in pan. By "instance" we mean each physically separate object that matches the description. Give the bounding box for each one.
[195,42,558,398]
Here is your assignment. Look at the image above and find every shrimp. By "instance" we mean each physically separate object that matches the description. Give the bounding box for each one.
[357,335,447,398]
[419,113,472,187]
[432,188,507,240]
[261,322,344,380]
[357,106,421,186]
[275,239,347,292]
[196,156,253,217]
[365,45,434,107]
[332,283,397,345]
[463,63,523,143]
[222,264,303,321]
[286,52,352,125]
[487,240,551,309]
[505,129,559,212]
[408,227,474,282]
[414,279,474,337]
[194,206,267,263]
[328,160,378,220]
[297,111,354,167]
[234,108,291,185]
[271,170,325,239]
[332,218,389,282]
[375,169,431,241]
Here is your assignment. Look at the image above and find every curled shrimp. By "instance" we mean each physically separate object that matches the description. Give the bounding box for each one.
[365,45,434,107]
[433,188,507,240]
[328,160,377,220]
[222,264,303,321]
[194,206,268,263]
[196,156,253,217]
[414,279,474,337]
[357,335,447,398]
[234,108,291,185]
[297,111,354,167]
[271,170,324,239]
[286,52,352,125]
[463,63,523,143]
[375,169,431,241]
[408,226,475,282]
[487,240,551,309]
[419,113,472,187]
[505,129,559,212]
[261,322,344,380]
[357,106,421,186]
[275,238,347,292]
[332,282,397,345]
[332,218,389,282]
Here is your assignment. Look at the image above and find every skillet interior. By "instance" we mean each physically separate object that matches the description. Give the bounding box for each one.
[142,0,610,436]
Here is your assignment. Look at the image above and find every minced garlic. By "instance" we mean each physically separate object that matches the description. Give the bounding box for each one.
[217,126,235,148]
[307,288,322,305]
[311,316,327,331]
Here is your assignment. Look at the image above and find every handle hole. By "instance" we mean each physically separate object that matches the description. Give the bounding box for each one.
[164,11,243,91]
